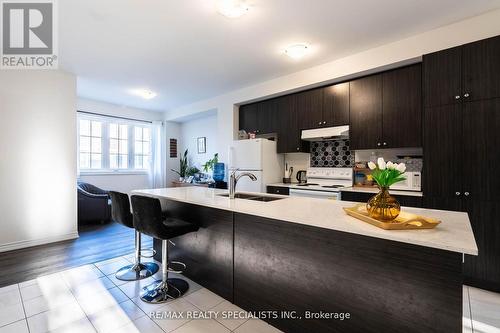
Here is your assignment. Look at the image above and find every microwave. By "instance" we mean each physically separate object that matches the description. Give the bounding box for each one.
[390,171,421,192]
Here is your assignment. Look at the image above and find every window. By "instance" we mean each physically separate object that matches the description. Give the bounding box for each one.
[77,115,153,173]
[134,127,151,169]
[79,120,102,169]
[109,124,128,169]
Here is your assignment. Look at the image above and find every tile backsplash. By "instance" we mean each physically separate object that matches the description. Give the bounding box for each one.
[310,139,354,167]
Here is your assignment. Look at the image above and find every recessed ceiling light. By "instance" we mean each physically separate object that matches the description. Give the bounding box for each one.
[130,89,157,100]
[284,43,310,60]
[216,0,249,18]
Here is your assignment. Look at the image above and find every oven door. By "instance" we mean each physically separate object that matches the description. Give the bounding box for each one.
[289,189,339,200]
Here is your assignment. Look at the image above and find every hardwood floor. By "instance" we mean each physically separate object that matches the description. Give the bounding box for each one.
[0,222,152,288]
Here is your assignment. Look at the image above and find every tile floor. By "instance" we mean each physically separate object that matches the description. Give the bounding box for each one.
[0,254,498,333]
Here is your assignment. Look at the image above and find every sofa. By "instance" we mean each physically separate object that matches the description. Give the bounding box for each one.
[77,181,111,225]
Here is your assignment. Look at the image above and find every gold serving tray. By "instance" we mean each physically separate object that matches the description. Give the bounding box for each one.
[343,204,441,230]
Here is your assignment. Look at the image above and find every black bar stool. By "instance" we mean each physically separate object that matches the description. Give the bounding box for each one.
[109,191,159,281]
[131,195,199,304]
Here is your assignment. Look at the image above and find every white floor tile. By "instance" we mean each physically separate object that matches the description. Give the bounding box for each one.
[20,274,70,302]
[61,265,104,287]
[77,287,129,316]
[234,319,283,333]
[0,285,18,295]
[95,259,132,276]
[23,289,76,317]
[0,289,25,327]
[106,273,130,287]
[184,288,224,311]
[211,301,249,331]
[0,319,29,333]
[94,257,128,268]
[109,316,163,333]
[27,302,87,333]
[469,286,500,333]
[152,298,198,332]
[171,318,229,333]
[117,278,156,299]
[87,300,146,333]
[122,254,136,264]
[70,276,116,299]
[130,297,165,314]
[48,317,96,333]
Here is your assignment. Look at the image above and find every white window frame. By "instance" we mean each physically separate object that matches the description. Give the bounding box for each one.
[77,114,152,175]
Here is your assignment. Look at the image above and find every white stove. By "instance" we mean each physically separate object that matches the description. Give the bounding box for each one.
[289,167,353,200]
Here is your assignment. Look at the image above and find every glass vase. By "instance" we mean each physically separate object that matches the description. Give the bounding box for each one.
[366,186,401,222]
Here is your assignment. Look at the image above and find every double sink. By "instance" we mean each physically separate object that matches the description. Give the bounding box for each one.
[217,193,285,202]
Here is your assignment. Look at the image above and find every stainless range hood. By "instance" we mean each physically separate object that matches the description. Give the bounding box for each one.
[301,125,349,141]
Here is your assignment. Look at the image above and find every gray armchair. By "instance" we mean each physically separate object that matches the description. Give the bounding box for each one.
[77,181,111,225]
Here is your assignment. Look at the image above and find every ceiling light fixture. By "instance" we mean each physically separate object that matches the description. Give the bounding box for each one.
[216,0,249,18]
[130,89,157,100]
[284,43,310,60]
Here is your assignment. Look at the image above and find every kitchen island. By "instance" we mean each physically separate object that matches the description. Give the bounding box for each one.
[133,187,477,333]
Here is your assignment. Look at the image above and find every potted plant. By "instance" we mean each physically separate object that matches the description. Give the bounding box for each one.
[202,153,219,173]
[171,149,189,182]
[366,158,407,221]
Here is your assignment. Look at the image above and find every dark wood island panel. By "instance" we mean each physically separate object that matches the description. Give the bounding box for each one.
[233,213,463,333]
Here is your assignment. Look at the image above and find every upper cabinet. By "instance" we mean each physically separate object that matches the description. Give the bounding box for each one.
[349,74,383,150]
[462,35,500,102]
[239,103,259,134]
[424,35,500,107]
[323,82,350,127]
[382,64,422,148]
[296,88,323,130]
[349,65,422,150]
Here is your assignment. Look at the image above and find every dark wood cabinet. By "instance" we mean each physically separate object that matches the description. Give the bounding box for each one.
[257,99,278,135]
[296,88,323,130]
[266,186,290,195]
[238,103,259,134]
[340,190,422,208]
[382,64,422,148]
[349,74,383,150]
[323,82,350,126]
[462,35,500,102]
[423,47,462,108]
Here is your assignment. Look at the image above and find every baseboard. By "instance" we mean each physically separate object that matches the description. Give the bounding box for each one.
[0,232,80,253]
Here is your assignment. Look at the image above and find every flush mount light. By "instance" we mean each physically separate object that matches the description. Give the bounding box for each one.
[216,0,249,18]
[284,43,310,60]
[130,89,157,100]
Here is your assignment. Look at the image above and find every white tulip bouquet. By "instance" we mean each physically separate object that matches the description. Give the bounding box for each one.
[367,158,406,188]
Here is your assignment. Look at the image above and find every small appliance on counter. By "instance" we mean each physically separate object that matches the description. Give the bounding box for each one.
[296,170,307,183]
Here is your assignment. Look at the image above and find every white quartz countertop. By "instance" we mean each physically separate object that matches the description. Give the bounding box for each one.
[132,187,478,255]
[340,187,424,197]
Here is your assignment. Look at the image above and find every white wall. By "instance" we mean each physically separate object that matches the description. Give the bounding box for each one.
[164,9,500,167]
[77,98,165,193]
[179,114,218,172]
[0,71,78,252]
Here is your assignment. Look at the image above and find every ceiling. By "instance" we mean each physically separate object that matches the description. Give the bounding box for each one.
[60,0,500,112]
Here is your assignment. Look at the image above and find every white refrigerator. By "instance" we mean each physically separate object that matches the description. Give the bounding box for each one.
[228,139,284,193]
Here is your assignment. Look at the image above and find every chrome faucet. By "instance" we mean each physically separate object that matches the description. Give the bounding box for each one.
[229,169,258,199]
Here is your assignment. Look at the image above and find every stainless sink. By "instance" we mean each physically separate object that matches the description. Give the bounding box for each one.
[218,193,285,202]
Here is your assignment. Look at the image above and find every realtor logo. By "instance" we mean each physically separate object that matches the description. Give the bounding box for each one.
[1,0,58,69]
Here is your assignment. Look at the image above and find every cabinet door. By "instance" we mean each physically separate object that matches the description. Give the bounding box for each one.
[296,88,323,129]
[382,64,422,148]
[239,103,258,133]
[462,99,500,201]
[422,104,463,198]
[463,200,500,291]
[463,35,500,102]
[349,75,383,150]
[423,47,462,107]
[323,82,349,126]
[257,99,278,135]
[283,94,309,153]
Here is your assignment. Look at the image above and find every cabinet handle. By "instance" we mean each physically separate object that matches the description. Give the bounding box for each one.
[383,142,387,146]
[455,95,461,100]
[464,93,470,98]
[276,190,280,193]
[296,147,300,151]
[455,191,461,196]
[464,192,470,196]
[323,121,327,124]
[318,121,322,125]
[377,142,381,147]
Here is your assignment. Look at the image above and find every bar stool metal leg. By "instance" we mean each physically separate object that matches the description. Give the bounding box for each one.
[116,231,159,281]
[140,240,189,303]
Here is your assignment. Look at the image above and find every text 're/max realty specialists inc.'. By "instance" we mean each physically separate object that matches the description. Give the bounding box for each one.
[150,310,352,321]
